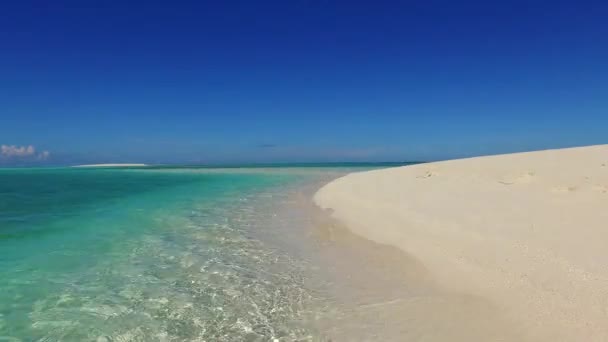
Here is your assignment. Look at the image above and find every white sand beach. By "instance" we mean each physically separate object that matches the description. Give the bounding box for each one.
[314,145,608,341]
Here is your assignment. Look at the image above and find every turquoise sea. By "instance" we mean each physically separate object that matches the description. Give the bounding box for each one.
[0,165,405,341]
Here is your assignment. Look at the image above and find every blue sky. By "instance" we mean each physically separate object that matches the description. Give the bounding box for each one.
[1,1,606,165]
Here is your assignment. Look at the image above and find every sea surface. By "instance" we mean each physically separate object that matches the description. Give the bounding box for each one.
[0,164,407,341]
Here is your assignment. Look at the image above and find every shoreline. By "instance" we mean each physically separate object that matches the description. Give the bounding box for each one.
[265,174,523,340]
[313,145,608,341]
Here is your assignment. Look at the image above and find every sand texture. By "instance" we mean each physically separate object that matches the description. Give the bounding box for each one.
[314,145,608,341]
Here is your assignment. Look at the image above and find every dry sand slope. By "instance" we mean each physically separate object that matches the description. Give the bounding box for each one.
[314,145,608,341]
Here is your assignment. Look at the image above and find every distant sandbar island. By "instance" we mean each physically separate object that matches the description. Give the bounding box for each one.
[72,164,148,167]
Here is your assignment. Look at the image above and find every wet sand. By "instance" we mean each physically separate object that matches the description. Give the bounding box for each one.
[265,177,525,341]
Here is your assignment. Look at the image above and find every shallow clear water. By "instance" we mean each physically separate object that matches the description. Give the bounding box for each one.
[0,166,390,341]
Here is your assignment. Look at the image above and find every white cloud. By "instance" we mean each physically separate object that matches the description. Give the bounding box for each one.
[1,145,35,157]
[37,150,51,160]
[1,145,51,161]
